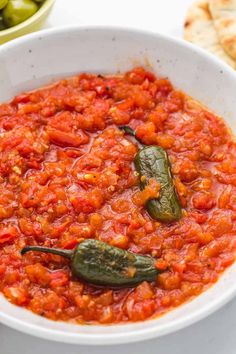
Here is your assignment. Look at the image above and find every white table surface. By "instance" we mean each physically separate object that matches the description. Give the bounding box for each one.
[1,0,236,353]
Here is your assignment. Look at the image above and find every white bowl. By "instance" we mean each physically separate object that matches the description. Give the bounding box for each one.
[0,26,236,345]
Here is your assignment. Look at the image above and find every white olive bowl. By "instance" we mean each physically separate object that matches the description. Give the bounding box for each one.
[0,26,236,345]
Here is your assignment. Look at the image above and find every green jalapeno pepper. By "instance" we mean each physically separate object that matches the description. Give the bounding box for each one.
[21,239,159,287]
[120,126,182,223]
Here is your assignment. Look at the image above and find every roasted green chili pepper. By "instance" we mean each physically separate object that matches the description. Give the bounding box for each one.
[21,239,159,287]
[120,126,182,223]
[135,146,182,222]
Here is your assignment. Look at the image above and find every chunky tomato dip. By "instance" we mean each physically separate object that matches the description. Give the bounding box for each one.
[0,67,235,324]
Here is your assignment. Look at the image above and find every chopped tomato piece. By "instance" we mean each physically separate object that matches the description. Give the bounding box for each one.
[47,128,89,147]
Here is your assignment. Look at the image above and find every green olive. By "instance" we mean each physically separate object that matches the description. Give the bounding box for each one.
[3,0,38,28]
[0,12,7,29]
[0,0,8,10]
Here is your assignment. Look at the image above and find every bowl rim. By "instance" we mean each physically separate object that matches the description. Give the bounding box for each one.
[0,0,55,36]
[1,25,236,345]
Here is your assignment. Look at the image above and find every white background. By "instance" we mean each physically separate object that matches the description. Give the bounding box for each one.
[1,0,236,353]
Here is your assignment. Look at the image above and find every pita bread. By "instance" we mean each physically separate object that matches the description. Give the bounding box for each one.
[184,0,236,69]
[209,0,236,60]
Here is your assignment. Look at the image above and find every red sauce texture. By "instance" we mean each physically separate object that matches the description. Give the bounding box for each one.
[0,67,236,324]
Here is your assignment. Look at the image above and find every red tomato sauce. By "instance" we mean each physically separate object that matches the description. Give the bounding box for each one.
[0,67,236,324]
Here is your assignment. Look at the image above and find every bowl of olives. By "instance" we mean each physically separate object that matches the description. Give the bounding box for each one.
[0,0,55,44]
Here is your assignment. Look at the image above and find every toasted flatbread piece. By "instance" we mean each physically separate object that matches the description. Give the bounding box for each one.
[184,0,236,69]
[209,0,236,60]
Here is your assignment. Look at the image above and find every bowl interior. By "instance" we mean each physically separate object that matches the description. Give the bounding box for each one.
[0,26,236,345]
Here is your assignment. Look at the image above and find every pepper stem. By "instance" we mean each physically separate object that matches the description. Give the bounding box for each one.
[119,125,144,145]
[119,125,136,136]
[21,246,73,259]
